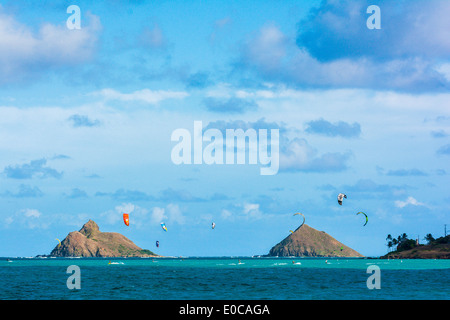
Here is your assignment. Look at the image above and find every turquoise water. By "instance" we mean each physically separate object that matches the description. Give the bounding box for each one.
[1,257,449,300]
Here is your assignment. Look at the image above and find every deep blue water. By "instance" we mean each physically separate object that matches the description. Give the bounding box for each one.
[1,257,449,300]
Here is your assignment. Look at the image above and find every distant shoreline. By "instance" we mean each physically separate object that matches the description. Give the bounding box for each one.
[0,255,448,260]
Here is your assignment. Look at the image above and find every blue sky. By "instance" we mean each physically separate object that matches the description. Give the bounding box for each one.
[1,0,449,257]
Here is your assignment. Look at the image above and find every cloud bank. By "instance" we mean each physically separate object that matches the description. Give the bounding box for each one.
[0,8,101,83]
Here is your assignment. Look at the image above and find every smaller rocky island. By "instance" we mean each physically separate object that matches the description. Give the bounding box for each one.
[50,220,158,258]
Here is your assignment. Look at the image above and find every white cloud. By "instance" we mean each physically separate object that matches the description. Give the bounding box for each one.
[221,209,232,220]
[243,203,259,214]
[151,207,167,224]
[4,216,13,225]
[23,208,41,218]
[93,88,189,105]
[279,137,351,173]
[395,196,425,208]
[242,203,263,220]
[280,138,316,169]
[244,24,288,73]
[0,9,101,82]
[101,207,121,225]
[240,22,450,92]
[219,204,263,221]
[436,63,450,82]
[5,208,50,229]
[115,203,135,215]
[150,204,186,225]
[166,204,186,225]
[101,203,150,228]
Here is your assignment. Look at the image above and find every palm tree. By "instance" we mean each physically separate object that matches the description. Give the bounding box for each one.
[392,238,398,250]
[387,240,393,251]
[386,234,393,252]
[424,233,435,244]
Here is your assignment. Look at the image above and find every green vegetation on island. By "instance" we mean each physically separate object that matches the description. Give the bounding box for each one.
[383,233,450,259]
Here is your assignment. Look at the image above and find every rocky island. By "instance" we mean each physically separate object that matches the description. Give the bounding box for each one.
[50,220,158,257]
[267,224,364,257]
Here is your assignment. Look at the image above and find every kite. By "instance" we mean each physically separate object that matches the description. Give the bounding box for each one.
[357,211,368,226]
[292,212,305,232]
[161,222,168,232]
[123,213,129,226]
[212,222,216,229]
[55,238,61,248]
[156,241,159,248]
[337,193,347,205]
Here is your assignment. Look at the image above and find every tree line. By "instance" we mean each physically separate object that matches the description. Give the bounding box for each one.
[385,233,447,253]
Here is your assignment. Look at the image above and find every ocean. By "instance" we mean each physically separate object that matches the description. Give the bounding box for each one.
[1,257,449,300]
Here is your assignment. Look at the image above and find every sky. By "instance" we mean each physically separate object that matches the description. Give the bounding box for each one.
[0,0,449,258]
